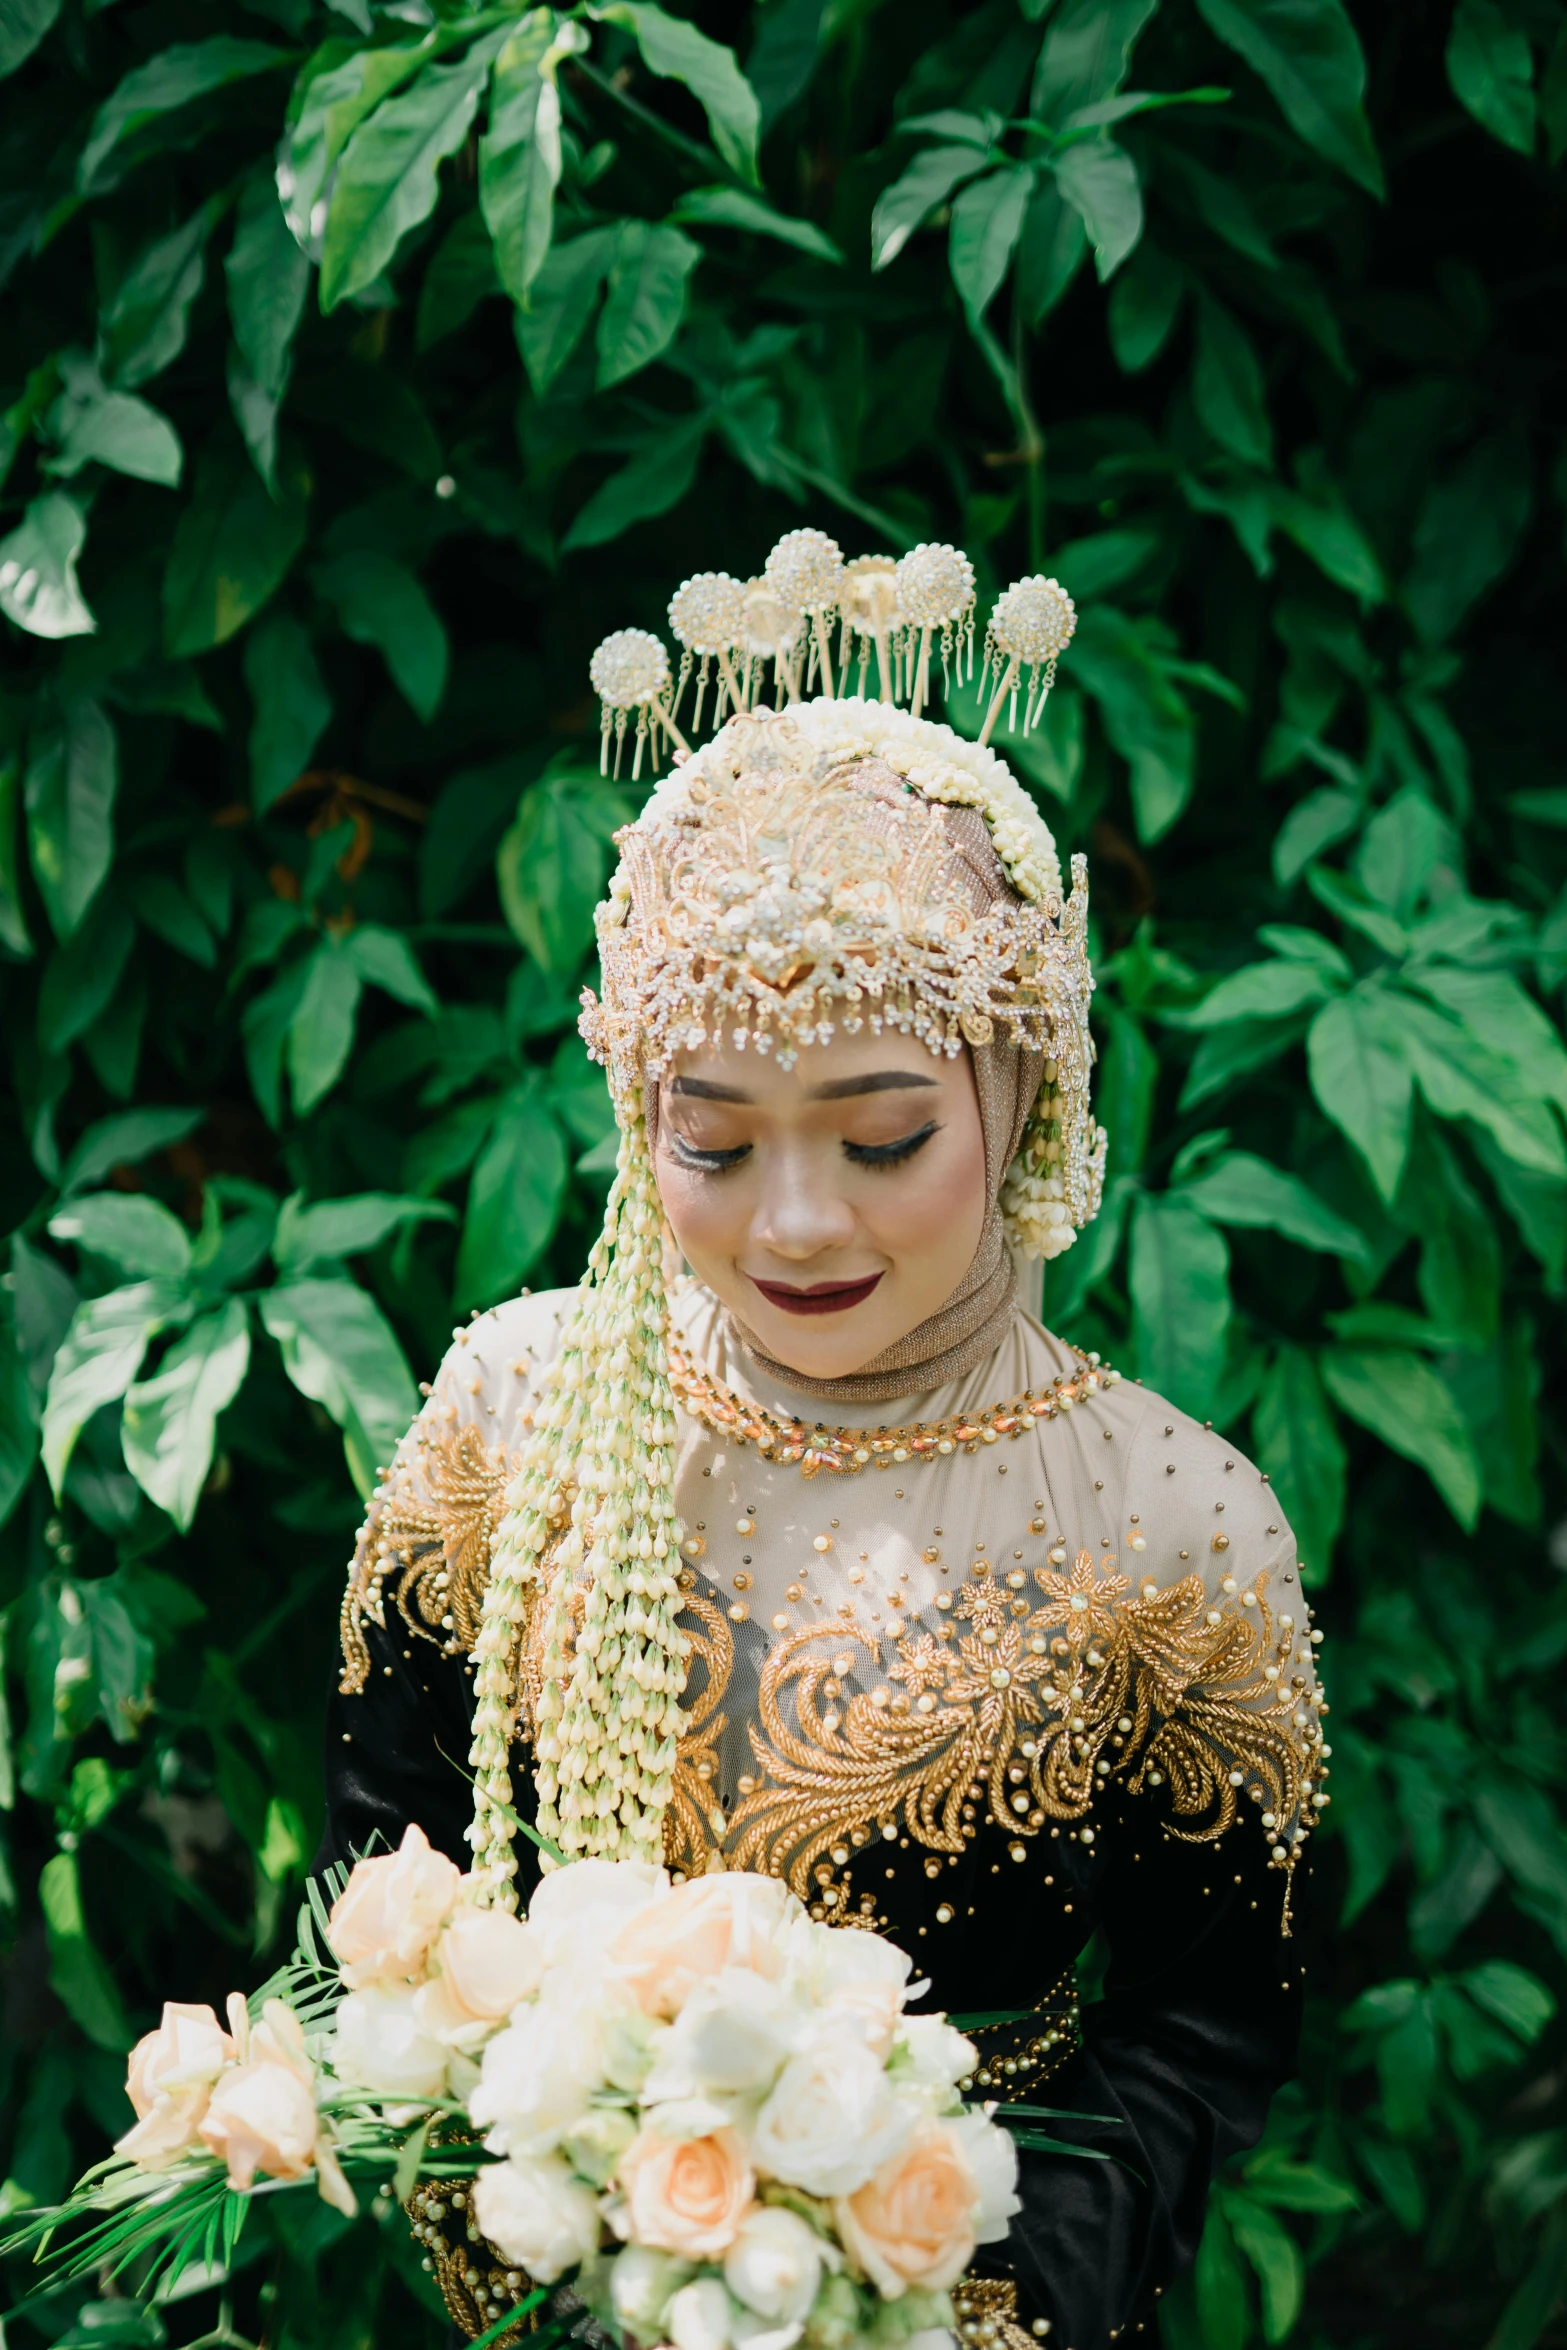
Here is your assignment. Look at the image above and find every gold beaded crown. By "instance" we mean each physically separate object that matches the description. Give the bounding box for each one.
[580,528,1104,1263]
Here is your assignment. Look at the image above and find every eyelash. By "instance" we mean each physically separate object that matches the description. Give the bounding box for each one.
[667,1122,941,1175]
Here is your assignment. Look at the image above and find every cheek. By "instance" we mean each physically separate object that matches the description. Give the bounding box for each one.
[865,1119,988,1259]
[653,1154,739,1264]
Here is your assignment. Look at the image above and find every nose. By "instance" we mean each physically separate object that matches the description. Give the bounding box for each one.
[749,1141,857,1262]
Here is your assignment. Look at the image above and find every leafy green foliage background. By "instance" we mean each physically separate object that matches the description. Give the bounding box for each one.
[0,0,1565,2344]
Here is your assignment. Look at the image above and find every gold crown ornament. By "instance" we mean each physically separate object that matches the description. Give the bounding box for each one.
[463,530,1097,1896]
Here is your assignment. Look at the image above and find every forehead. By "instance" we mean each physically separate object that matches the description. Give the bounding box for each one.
[667,1026,965,1104]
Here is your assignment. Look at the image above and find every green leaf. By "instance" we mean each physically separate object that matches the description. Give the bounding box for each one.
[0,753,29,957]
[121,1296,250,1530]
[1014,174,1089,324]
[60,1106,203,1197]
[497,770,629,972]
[1465,1958,1556,2044]
[1447,0,1535,154]
[244,608,331,811]
[949,166,1032,317]
[1067,605,1194,840]
[320,37,506,312]
[417,208,502,351]
[563,410,708,551]
[1192,294,1272,469]
[1405,431,1532,644]
[1307,989,1413,1202]
[24,695,116,940]
[0,491,94,638]
[1094,1005,1158,1179]
[479,21,564,306]
[1252,1344,1346,1579]
[1129,1192,1231,1420]
[670,184,843,263]
[314,549,448,720]
[455,1077,570,1307]
[37,889,134,1050]
[0,1299,39,1529]
[1193,0,1382,194]
[1191,2197,1249,2350]
[342,922,438,1015]
[597,2,761,184]
[99,206,215,390]
[1242,2148,1360,2215]
[284,39,434,248]
[39,1851,132,2051]
[1269,475,1385,604]
[1189,958,1334,1027]
[1182,1149,1368,1259]
[1319,1344,1482,1529]
[1383,989,1567,1181]
[1226,2195,1303,2344]
[273,1190,453,1271]
[0,0,61,79]
[163,437,308,656]
[597,220,700,388]
[1106,238,1184,370]
[1050,137,1142,281]
[514,226,618,392]
[872,144,990,272]
[1408,965,1567,1117]
[226,165,311,404]
[49,1194,193,1281]
[1030,0,1158,126]
[287,940,362,1114]
[42,1280,194,1495]
[46,353,183,488]
[259,1276,416,1497]
[78,37,293,193]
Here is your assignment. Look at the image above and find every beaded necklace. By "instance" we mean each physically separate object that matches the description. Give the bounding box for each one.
[666,1336,1119,1476]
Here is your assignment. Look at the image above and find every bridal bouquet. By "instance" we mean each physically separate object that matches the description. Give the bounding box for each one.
[4,1827,1021,2350]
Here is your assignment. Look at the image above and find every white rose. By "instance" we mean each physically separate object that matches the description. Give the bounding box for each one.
[609,2242,693,2339]
[526,1857,668,1966]
[471,2154,602,2282]
[894,2015,978,2101]
[751,2023,914,2197]
[643,1969,805,2101]
[666,2277,734,2350]
[810,1932,912,2060]
[469,2005,600,2157]
[946,2111,1020,2242]
[723,2205,823,2324]
[332,1989,448,2100]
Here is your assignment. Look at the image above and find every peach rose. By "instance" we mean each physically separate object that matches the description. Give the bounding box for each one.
[617,2126,756,2260]
[835,2119,979,2298]
[199,2061,317,2188]
[117,2002,236,2168]
[612,1874,791,2020]
[328,1822,462,1990]
[415,1905,543,2044]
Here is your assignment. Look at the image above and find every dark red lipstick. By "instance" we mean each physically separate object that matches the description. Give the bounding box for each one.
[748,1273,884,1316]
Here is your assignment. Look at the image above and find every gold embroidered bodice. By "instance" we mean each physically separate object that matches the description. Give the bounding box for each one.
[340,1283,1326,1921]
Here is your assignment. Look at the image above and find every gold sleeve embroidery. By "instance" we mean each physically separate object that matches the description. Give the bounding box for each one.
[338,1422,518,1694]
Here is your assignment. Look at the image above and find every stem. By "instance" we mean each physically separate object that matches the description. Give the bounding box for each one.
[874,626,893,702]
[656,696,691,755]
[1012,299,1045,572]
[979,654,1020,747]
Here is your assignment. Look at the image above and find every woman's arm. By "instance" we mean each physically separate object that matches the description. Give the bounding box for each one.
[998,1797,1309,2348]
[314,1294,567,1877]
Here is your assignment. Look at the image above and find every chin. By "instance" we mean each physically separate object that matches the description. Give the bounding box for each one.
[744,1314,894,1382]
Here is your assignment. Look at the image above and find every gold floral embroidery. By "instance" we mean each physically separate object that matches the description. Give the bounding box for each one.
[339,1426,517,1694]
[664,1588,734,1879]
[718,1551,1322,1916]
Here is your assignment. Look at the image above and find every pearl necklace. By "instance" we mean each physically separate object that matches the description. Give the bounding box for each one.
[665,1337,1118,1477]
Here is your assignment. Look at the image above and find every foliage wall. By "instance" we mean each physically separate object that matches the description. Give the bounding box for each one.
[0,0,1565,2345]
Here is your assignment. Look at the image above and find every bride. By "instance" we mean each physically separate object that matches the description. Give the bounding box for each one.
[320,538,1326,2350]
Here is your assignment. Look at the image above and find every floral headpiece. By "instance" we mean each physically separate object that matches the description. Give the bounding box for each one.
[467,532,1101,1898]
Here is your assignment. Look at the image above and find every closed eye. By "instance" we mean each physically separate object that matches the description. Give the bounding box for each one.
[844,1120,940,1168]
[667,1132,752,1174]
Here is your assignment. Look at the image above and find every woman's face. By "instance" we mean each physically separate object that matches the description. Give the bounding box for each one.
[653,1028,988,1382]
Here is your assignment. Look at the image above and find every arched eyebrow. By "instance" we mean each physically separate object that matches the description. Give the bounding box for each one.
[668,1072,938,1104]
